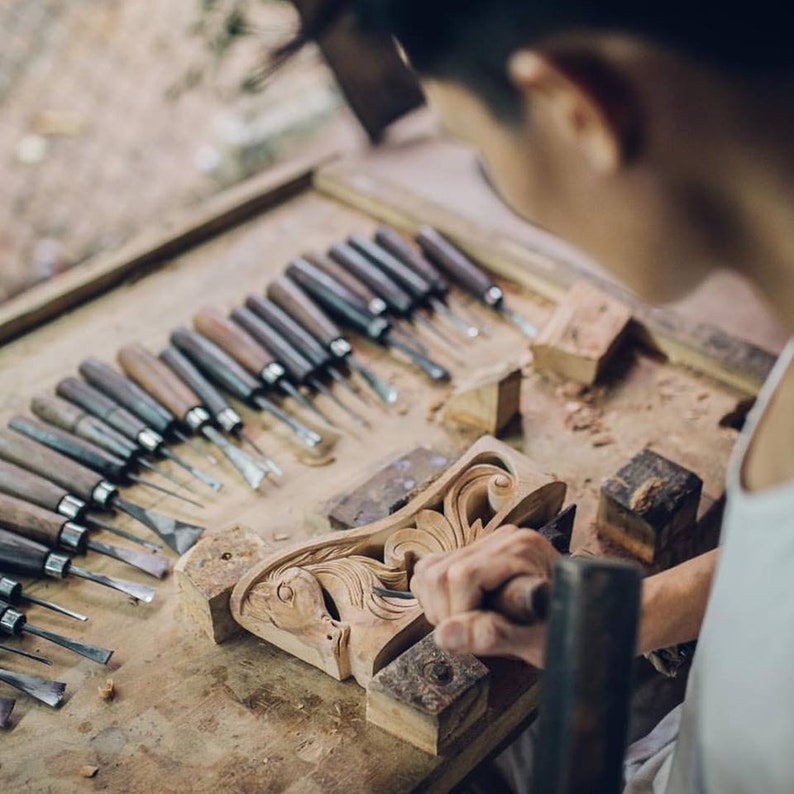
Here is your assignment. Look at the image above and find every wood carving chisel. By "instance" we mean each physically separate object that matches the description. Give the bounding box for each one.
[78,359,223,480]
[0,458,161,552]
[231,307,370,429]
[267,276,398,405]
[330,240,463,355]
[117,343,269,490]
[373,226,482,338]
[347,234,469,350]
[308,249,431,355]
[31,393,198,495]
[244,292,369,406]
[0,643,52,664]
[193,307,337,428]
[285,259,450,382]
[8,416,204,509]
[57,376,220,493]
[0,529,155,603]
[0,593,113,664]
[1,573,87,621]
[0,430,204,554]
[416,226,539,339]
[158,345,282,476]
[170,327,323,449]
[0,665,65,707]
[0,494,169,579]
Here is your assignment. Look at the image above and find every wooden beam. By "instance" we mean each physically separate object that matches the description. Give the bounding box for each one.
[314,161,776,395]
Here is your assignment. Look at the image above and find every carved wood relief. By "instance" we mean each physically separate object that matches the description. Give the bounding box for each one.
[230,436,566,686]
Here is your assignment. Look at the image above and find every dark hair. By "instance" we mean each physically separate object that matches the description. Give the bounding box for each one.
[280,0,793,121]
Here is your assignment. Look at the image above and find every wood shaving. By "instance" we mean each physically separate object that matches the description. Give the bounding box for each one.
[591,433,615,447]
[630,477,665,512]
[79,766,99,778]
[272,533,291,542]
[97,679,115,700]
[295,452,336,468]
[564,405,603,432]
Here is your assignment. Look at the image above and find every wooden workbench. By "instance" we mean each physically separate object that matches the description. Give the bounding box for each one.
[0,137,773,792]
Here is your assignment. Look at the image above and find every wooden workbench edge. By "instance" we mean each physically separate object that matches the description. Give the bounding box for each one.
[314,161,776,395]
[0,154,331,347]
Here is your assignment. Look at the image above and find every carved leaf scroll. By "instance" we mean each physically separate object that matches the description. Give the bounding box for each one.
[231,435,566,687]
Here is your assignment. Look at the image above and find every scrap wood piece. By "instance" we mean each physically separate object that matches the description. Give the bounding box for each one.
[533,281,632,384]
[441,363,522,435]
[597,449,702,570]
[366,633,490,755]
[175,524,271,644]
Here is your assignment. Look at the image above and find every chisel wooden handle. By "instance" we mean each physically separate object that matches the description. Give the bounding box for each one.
[118,343,199,422]
[286,260,390,340]
[31,394,138,461]
[349,234,434,301]
[193,307,275,378]
[56,377,152,443]
[375,226,450,294]
[0,529,51,577]
[245,294,331,370]
[0,430,101,502]
[159,346,233,423]
[416,226,496,302]
[0,494,70,550]
[329,242,414,315]
[485,574,550,625]
[303,252,381,311]
[231,307,315,383]
[267,276,344,349]
[9,416,128,483]
[170,327,261,403]
[0,460,72,514]
[80,358,176,436]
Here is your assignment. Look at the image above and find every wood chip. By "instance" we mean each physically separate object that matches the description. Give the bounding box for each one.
[79,766,99,778]
[294,452,336,468]
[629,477,665,512]
[272,533,291,542]
[591,433,615,448]
[97,679,115,700]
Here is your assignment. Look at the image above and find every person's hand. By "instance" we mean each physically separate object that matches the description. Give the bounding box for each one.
[410,524,560,668]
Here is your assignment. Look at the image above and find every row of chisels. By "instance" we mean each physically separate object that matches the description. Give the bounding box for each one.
[0,224,538,720]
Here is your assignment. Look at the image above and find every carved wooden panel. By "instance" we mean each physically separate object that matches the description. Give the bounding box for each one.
[230,436,565,686]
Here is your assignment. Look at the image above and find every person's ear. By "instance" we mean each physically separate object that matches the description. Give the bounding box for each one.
[508,49,641,174]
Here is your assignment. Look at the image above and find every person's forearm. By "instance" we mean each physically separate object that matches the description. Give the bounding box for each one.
[637,548,719,655]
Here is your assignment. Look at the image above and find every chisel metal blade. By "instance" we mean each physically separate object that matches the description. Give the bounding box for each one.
[23,623,113,665]
[84,513,163,552]
[22,593,87,622]
[0,643,52,665]
[174,429,218,465]
[238,431,283,477]
[253,395,323,449]
[68,564,156,603]
[159,448,222,493]
[0,668,65,707]
[309,378,369,429]
[86,539,170,579]
[347,358,398,406]
[430,297,480,339]
[127,473,205,509]
[500,306,538,339]
[200,426,266,490]
[0,694,14,725]
[372,586,415,600]
[113,497,204,555]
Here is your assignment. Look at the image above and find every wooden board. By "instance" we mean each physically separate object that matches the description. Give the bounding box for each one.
[0,151,750,792]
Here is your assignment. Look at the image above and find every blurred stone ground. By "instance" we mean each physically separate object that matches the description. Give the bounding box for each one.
[0,0,357,302]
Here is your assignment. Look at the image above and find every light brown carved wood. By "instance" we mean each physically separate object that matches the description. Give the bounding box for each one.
[231,435,565,686]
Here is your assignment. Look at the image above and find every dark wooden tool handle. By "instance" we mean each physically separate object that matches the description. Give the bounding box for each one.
[0,528,50,576]
[9,416,128,483]
[118,343,199,422]
[231,308,315,383]
[193,307,274,376]
[0,429,101,501]
[286,261,389,341]
[375,226,450,294]
[159,346,230,419]
[267,275,343,348]
[416,226,495,300]
[486,574,550,625]
[303,251,378,307]
[245,294,330,369]
[349,234,433,300]
[170,327,260,402]
[329,242,414,315]
[0,494,65,548]
[30,394,85,433]
[0,460,68,513]
[79,357,175,435]
[56,377,149,441]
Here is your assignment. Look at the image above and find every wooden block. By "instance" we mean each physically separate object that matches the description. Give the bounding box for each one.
[326,446,452,530]
[441,364,522,435]
[366,634,490,755]
[175,524,271,644]
[532,281,632,384]
[597,449,702,568]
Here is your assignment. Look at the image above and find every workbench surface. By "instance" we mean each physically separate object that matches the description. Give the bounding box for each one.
[0,140,758,792]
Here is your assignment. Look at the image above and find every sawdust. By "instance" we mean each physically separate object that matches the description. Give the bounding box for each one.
[630,477,665,512]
